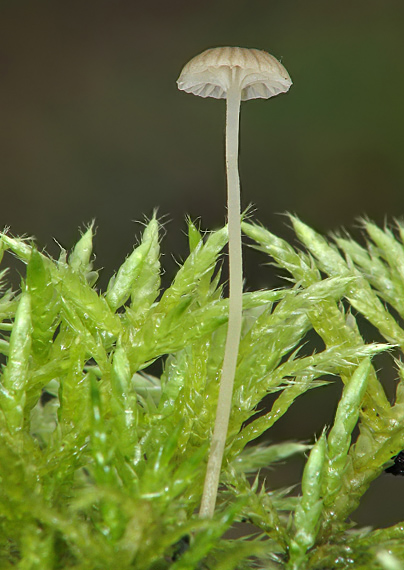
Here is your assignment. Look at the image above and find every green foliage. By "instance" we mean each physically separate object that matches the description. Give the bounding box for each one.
[0,215,404,568]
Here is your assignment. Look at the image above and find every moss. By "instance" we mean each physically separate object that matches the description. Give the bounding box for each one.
[0,215,403,569]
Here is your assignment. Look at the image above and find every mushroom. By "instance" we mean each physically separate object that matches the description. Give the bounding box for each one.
[177,46,292,518]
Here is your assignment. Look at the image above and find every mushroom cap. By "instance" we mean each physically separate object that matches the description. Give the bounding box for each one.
[177,46,292,101]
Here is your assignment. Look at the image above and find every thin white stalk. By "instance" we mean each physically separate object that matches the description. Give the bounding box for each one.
[199,80,243,519]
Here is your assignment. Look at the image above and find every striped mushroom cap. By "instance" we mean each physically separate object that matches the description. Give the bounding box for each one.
[177,46,292,101]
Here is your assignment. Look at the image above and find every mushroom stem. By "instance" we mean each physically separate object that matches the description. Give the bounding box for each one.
[199,82,243,519]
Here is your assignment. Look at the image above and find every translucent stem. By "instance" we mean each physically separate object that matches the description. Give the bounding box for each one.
[199,83,243,518]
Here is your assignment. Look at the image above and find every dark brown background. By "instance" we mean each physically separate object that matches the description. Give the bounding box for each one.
[1,0,404,528]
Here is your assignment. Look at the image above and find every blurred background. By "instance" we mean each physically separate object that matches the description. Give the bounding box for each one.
[1,0,404,528]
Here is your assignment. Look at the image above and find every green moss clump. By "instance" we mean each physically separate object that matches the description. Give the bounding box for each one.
[0,215,403,569]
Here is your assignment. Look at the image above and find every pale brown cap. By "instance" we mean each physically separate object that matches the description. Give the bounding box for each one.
[177,46,292,101]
